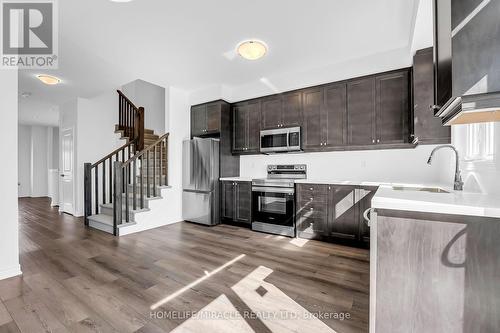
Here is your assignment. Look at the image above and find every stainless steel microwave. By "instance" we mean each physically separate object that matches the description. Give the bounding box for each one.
[260,127,301,154]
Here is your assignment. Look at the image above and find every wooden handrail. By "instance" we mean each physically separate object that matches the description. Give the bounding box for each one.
[91,141,134,168]
[117,90,138,110]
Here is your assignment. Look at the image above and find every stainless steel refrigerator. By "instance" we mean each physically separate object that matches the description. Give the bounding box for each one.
[182,138,220,225]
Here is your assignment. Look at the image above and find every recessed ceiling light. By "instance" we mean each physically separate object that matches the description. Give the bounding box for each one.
[237,40,267,61]
[36,74,61,85]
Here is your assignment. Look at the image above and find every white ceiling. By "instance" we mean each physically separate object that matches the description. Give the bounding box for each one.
[19,0,421,125]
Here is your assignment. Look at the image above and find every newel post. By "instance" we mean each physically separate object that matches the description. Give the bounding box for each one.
[134,107,145,152]
[84,163,92,226]
[113,161,123,236]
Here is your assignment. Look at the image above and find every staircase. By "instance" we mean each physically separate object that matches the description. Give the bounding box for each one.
[84,90,169,236]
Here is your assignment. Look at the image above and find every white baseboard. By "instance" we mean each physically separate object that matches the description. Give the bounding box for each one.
[0,265,22,281]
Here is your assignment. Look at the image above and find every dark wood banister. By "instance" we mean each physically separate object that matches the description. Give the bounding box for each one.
[117,90,138,110]
[91,141,134,168]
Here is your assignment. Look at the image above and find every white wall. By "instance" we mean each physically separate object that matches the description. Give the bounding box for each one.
[410,0,433,53]
[0,69,21,280]
[74,92,121,216]
[122,79,166,135]
[18,125,31,197]
[166,87,191,221]
[30,126,49,197]
[241,145,448,185]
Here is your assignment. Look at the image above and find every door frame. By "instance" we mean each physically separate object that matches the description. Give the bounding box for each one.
[60,126,75,215]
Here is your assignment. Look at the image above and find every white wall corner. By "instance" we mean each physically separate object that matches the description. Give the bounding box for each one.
[0,69,21,280]
[410,0,434,55]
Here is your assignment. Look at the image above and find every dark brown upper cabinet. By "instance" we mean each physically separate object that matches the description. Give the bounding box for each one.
[347,77,376,146]
[413,48,451,144]
[260,91,303,130]
[303,84,347,151]
[375,71,410,145]
[282,91,303,127]
[347,69,411,147]
[191,101,222,137]
[261,95,283,129]
[302,87,323,150]
[323,83,347,148]
[232,100,261,154]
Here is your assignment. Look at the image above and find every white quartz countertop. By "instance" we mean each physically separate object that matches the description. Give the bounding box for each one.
[295,179,388,187]
[372,185,500,219]
[219,177,253,182]
[296,179,500,219]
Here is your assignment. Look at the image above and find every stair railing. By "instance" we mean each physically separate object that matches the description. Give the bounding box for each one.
[84,141,135,228]
[84,90,145,234]
[117,90,145,151]
[113,133,169,235]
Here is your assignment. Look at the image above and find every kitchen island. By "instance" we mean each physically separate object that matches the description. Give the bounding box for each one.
[370,186,500,332]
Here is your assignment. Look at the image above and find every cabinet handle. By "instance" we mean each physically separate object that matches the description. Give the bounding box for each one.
[377,139,380,143]
[363,208,374,227]
[372,139,375,143]
[309,187,313,191]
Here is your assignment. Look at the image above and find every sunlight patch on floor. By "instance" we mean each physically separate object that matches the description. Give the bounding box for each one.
[150,254,246,310]
[232,266,338,333]
[169,294,255,333]
[289,237,309,248]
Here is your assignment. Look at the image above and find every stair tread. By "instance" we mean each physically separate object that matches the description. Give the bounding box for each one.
[88,214,113,225]
[100,203,150,214]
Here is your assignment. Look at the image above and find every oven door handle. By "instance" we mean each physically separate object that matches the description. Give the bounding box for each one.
[252,187,295,194]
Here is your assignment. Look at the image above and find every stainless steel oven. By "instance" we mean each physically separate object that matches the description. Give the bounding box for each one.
[251,164,307,237]
[260,127,301,154]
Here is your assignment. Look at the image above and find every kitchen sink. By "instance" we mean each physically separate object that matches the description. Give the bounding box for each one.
[392,186,450,194]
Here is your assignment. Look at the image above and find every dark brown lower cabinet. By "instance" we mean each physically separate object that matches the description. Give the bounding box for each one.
[296,183,377,246]
[221,181,251,225]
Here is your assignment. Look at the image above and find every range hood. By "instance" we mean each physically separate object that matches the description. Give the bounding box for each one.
[437,92,500,126]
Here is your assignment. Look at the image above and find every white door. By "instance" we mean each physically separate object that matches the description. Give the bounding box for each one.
[61,128,74,214]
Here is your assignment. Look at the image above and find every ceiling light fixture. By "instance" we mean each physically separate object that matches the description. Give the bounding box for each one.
[237,40,267,60]
[36,74,61,85]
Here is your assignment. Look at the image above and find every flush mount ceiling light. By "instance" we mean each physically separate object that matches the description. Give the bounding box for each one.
[36,74,61,85]
[237,40,267,60]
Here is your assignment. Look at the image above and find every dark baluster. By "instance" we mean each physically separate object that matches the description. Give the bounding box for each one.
[140,156,144,209]
[102,160,106,204]
[125,165,129,223]
[84,163,92,226]
[120,96,123,129]
[113,161,123,236]
[133,160,137,211]
[159,141,163,186]
[121,149,125,193]
[146,150,150,198]
[94,167,99,215]
[153,146,157,197]
[109,157,112,203]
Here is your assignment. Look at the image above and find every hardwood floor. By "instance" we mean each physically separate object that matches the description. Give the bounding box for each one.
[0,197,369,333]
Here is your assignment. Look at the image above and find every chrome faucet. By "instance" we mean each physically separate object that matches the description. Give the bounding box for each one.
[427,145,464,191]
